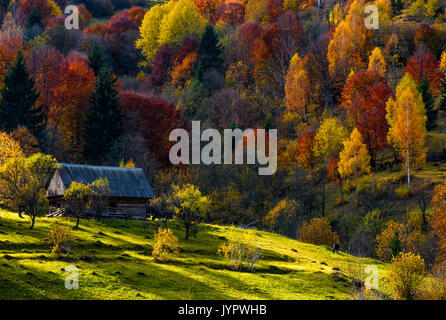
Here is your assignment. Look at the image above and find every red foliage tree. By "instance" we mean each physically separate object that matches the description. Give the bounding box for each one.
[340,70,387,122]
[404,46,443,94]
[84,23,108,37]
[119,90,187,165]
[108,15,138,35]
[212,1,245,26]
[174,38,199,66]
[296,130,316,170]
[193,0,224,20]
[207,88,258,129]
[148,45,176,88]
[19,0,55,25]
[357,83,392,167]
[235,21,263,68]
[265,0,285,24]
[45,15,64,31]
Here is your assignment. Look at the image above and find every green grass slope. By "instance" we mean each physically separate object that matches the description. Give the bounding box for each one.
[0,211,389,300]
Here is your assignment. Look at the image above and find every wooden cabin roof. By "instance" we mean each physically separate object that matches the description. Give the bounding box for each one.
[47,163,155,199]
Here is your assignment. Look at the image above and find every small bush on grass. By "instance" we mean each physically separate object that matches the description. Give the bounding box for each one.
[298,218,340,246]
[152,228,179,263]
[416,262,446,300]
[389,252,426,300]
[47,223,76,257]
[218,232,261,272]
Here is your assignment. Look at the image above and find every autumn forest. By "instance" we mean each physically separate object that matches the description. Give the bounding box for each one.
[1,0,446,301]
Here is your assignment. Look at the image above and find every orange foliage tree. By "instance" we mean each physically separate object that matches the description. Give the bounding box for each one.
[431,181,446,263]
[404,46,443,95]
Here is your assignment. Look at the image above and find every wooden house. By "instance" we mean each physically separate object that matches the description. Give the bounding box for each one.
[47,163,155,219]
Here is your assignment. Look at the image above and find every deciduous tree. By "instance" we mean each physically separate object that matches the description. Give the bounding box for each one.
[338,128,371,196]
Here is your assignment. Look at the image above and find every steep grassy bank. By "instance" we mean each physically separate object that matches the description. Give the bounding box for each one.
[0,211,389,300]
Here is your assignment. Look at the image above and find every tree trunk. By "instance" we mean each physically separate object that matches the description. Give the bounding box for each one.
[75,216,80,229]
[321,182,326,216]
[30,215,35,230]
[185,222,190,240]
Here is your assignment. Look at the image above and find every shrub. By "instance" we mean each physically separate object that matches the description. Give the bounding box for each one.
[389,252,426,300]
[298,218,340,246]
[218,240,261,272]
[395,186,413,199]
[375,221,406,261]
[47,223,76,256]
[152,228,179,262]
[416,262,446,300]
[263,199,300,238]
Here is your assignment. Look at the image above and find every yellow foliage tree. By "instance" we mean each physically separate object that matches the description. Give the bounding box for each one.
[375,220,407,261]
[285,53,311,122]
[298,218,340,246]
[0,131,24,166]
[328,0,370,86]
[327,20,354,86]
[368,47,387,76]
[389,252,426,300]
[338,128,371,195]
[136,0,175,63]
[387,76,427,188]
[313,117,348,162]
[439,51,446,71]
[158,0,206,47]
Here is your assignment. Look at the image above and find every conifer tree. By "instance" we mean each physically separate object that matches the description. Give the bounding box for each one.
[418,79,437,131]
[196,25,223,79]
[0,51,44,138]
[83,67,122,163]
[438,74,446,112]
[24,5,43,40]
[88,43,107,76]
[391,0,404,16]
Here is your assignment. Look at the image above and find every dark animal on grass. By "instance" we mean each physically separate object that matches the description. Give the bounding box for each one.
[332,243,340,253]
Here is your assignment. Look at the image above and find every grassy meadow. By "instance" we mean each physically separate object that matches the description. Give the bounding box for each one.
[0,211,389,300]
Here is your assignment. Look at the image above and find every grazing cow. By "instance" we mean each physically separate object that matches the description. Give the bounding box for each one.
[332,243,340,253]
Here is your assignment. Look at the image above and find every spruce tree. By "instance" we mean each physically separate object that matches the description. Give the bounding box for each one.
[390,231,402,259]
[196,25,223,79]
[391,0,404,16]
[418,78,437,131]
[0,51,44,137]
[24,5,43,40]
[83,67,122,164]
[88,43,107,76]
[438,74,446,112]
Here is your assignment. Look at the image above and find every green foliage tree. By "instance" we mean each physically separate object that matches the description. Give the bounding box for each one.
[83,67,122,164]
[169,184,211,240]
[25,5,43,40]
[391,230,403,258]
[26,6,43,29]
[0,153,58,229]
[391,0,403,16]
[88,43,107,76]
[196,24,223,79]
[88,178,112,219]
[438,74,446,112]
[418,79,437,131]
[64,182,93,229]
[0,51,44,138]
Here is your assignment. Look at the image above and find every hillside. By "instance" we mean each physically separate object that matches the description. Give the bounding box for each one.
[0,211,389,300]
